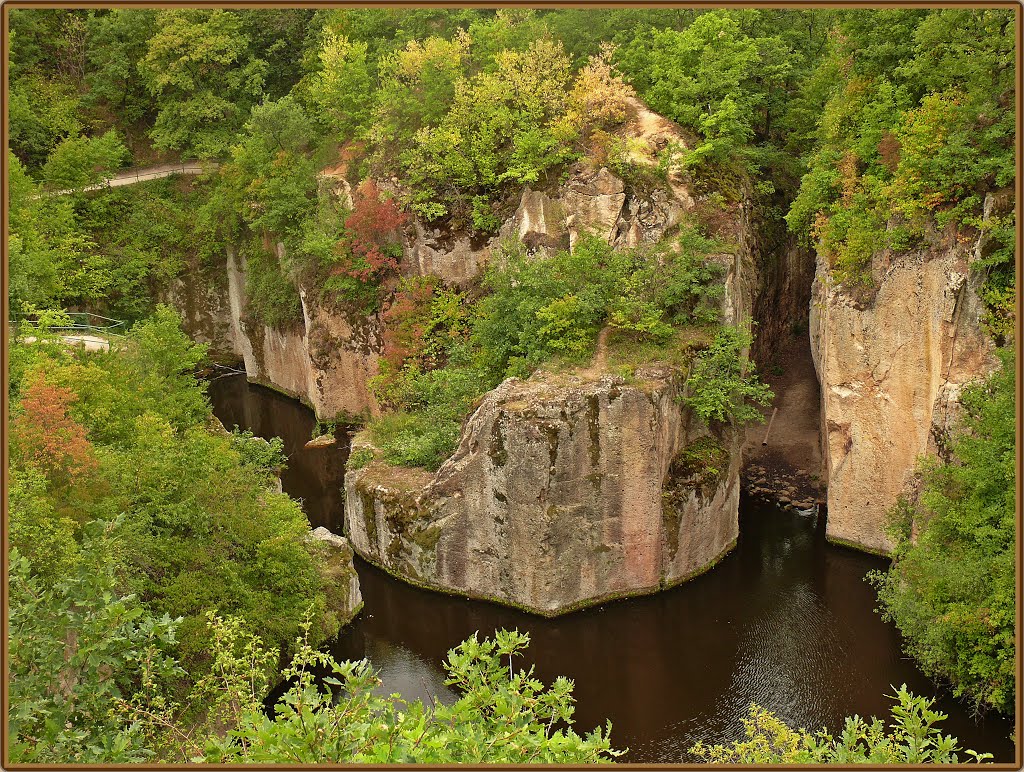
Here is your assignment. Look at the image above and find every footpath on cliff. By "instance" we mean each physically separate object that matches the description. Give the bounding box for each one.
[742,331,822,511]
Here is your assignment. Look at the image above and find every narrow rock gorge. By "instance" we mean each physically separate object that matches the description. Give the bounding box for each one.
[165,98,999,604]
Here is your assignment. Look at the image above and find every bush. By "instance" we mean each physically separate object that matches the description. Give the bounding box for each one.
[691,686,991,763]
[869,352,1016,713]
[683,325,773,425]
[198,624,622,763]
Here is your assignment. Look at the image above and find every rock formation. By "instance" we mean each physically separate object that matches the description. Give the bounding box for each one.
[310,526,364,623]
[810,222,998,553]
[346,369,740,615]
[168,97,762,613]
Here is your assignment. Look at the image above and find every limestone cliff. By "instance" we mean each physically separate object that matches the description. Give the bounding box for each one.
[343,98,758,613]
[810,221,997,553]
[345,369,740,615]
[168,97,760,613]
[167,246,382,421]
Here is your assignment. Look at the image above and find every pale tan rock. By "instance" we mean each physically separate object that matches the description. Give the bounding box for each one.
[171,246,382,421]
[346,369,740,615]
[810,232,997,554]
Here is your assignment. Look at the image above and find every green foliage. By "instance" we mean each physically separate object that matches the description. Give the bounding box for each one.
[9,149,223,321]
[199,624,621,763]
[691,686,991,763]
[41,130,129,190]
[243,242,303,328]
[83,10,157,125]
[9,73,83,168]
[347,447,375,470]
[8,308,339,675]
[683,325,772,425]
[8,525,183,764]
[230,429,287,481]
[370,344,490,470]
[226,96,320,238]
[7,152,93,311]
[397,37,580,229]
[618,14,761,168]
[73,177,222,320]
[365,230,725,469]
[140,10,268,158]
[306,32,374,139]
[474,233,723,382]
[870,352,1016,714]
[786,9,1015,300]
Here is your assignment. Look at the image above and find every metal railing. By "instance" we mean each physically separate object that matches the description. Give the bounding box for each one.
[10,311,125,336]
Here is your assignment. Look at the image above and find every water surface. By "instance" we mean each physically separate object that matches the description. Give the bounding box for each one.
[209,374,1015,763]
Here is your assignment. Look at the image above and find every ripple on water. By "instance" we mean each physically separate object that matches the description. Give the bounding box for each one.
[211,376,1016,765]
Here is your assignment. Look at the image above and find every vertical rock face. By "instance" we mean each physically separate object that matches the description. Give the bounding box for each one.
[158,267,237,361]
[170,246,382,421]
[229,248,382,420]
[810,234,997,553]
[346,369,740,615]
[310,526,364,623]
[341,98,760,614]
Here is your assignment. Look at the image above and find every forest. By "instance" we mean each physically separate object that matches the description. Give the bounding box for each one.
[6,7,1017,765]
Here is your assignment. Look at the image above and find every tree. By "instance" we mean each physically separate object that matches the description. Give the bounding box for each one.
[683,325,773,424]
[140,10,268,158]
[84,9,157,125]
[41,130,129,190]
[226,95,319,238]
[9,372,97,487]
[7,524,183,764]
[870,353,1016,714]
[618,13,761,166]
[307,31,374,140]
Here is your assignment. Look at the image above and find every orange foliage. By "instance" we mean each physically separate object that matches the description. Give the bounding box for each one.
[838,151,860,205]
[11,374,97,486]
[380,276,438,375]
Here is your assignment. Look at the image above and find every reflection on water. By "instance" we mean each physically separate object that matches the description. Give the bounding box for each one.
[210,374,1015,763]
[335,508,1015,763]
[207,374,349,532]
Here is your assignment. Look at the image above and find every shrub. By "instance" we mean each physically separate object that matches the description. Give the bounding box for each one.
[683,325,772,424]
[199,624,622,763]
[869,352,1015,713]
[347,447,374,470]
[691,687,991,763]
[335,179,407,282]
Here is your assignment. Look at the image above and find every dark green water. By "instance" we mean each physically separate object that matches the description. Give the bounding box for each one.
[209,374,1015,763]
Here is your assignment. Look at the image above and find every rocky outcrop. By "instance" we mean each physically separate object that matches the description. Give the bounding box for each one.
[309,526,363,624]
[346,368,740,615]
[227,247,382,420]
[158,268,237,362]
[401,97,702,288]
[340,98,761,614]
[169,246,381,420]
[810,226,997,553]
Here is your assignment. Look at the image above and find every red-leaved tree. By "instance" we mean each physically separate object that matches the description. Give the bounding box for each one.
[333,180,408,283]
[11,373,98,487]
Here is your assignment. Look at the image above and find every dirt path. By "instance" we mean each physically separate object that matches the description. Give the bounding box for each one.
[580,326,612,377]
[742,332,824,508]
[48,162,218,196]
